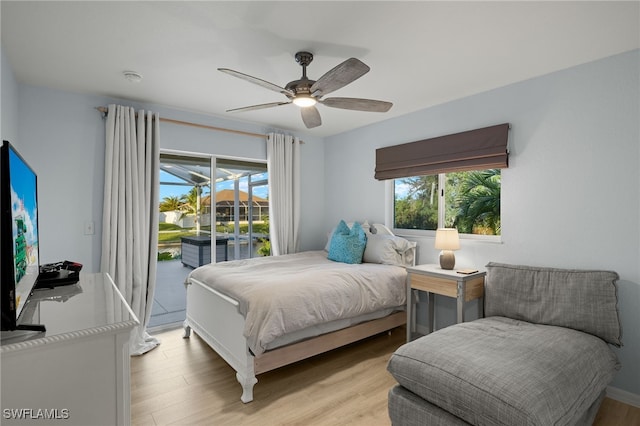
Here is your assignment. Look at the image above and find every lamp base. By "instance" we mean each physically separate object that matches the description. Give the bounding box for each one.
[439,250,455,270]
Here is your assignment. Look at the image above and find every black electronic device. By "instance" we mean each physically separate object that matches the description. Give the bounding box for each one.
[1,140,45,332]
[35,261,82,289]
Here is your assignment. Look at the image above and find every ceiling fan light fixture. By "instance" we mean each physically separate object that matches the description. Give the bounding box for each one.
[292,95,317,108]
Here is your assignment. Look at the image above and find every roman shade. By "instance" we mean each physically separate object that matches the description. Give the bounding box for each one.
[375,123,509,180]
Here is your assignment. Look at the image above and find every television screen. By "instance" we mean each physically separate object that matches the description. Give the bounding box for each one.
[1,140,41,330]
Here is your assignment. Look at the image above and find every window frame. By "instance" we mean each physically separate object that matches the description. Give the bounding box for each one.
[385,173,503,243]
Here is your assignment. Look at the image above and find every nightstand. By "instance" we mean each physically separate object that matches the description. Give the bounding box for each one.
[406,264,486,342]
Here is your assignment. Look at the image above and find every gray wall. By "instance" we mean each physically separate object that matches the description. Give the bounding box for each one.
[323,50,640,395]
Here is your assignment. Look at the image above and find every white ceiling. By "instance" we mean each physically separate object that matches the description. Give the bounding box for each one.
[2,1,638,137]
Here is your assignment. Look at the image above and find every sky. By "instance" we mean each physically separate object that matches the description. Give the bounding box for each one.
[159,171,268,201]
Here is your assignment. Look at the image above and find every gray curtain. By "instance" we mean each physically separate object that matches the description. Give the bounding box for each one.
[101,104,161,355]
[267,132,301,255]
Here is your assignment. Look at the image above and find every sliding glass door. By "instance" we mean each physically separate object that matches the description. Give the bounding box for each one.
[214,158,269,260]
[151,153,268,329]
[152,152,212,328]
[158,153,212,264]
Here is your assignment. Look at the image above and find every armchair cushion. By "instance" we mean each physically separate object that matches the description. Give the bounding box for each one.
[484,262,622,346]
[387,317,620,426]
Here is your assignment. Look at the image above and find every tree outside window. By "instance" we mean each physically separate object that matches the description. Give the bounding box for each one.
[394,169,501,236]
[394,175,439,231]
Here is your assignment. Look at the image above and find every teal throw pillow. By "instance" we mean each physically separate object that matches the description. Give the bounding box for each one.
[327,220,367,264]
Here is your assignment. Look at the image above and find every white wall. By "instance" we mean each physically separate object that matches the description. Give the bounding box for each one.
[16,86,108,271]
[1,48,19,142]
[324,50,640,396]
[3,45,638,397]
[4,82,325,272]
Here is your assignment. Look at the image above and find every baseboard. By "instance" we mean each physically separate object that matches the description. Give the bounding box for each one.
[147,321,183,334]
[606,386,640,408]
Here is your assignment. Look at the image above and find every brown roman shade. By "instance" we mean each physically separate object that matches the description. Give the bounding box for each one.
[375,123,510,180]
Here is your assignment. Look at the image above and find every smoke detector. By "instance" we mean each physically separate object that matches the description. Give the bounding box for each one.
[123,71,143,83]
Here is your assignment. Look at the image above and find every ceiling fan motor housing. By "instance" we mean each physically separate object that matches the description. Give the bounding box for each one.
[285,79,315,97]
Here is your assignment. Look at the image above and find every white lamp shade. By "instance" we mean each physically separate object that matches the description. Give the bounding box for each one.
[293,95,317,107]
[434,228,460,250]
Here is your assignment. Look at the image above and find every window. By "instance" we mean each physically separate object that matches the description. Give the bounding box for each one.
[378,123,509,240]
[394,175,439,231]
[393,168,501,237]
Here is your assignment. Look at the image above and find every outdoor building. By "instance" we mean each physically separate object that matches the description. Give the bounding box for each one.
[202,189,269,223]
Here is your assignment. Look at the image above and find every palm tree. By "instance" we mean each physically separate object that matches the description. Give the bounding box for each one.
[159,195,182,212]
[453,169,501,235]
[179,186,211,233]
[179,187,199,215]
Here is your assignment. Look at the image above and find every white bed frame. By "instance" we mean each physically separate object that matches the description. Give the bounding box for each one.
[182,223,410,403]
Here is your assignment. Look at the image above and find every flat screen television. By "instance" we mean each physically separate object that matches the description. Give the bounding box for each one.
[1,140,44,331]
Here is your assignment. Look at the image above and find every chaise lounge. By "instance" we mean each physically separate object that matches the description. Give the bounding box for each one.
[387,262,622,425]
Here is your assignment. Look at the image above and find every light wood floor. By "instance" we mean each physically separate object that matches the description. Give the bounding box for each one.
[132,327,640,426]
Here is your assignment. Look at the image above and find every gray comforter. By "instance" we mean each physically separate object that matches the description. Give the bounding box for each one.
[188,250,407,355]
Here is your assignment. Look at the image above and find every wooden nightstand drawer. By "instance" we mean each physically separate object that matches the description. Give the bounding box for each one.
[409,273,458,297]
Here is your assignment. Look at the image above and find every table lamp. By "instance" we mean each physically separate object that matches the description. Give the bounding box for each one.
[434,228,460,270]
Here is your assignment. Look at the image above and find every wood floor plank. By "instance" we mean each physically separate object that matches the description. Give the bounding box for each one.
[593,397,640,426]
[132,327,640,425]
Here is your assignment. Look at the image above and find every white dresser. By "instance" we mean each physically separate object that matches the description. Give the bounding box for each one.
[1,273,138,426]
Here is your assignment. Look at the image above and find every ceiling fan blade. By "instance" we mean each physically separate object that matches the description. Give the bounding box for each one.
[310,58,370,97]
[321,97,392,112]
[301,106,322,129]
[218,68,294,97]
[226,101,291,113]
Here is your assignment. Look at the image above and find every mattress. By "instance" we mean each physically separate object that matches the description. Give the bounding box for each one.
[188,250,408,355]
[264,306,404,352]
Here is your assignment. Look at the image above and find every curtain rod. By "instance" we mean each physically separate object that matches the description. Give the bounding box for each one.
[95,106,265,139]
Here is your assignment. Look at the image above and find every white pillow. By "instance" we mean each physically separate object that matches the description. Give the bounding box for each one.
[363,234,416,266]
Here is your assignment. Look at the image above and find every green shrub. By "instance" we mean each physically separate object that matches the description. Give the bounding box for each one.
[257,238,271,256]
[157,252,174,261]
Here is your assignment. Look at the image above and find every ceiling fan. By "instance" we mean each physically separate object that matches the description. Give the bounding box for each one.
[218,51,393,129]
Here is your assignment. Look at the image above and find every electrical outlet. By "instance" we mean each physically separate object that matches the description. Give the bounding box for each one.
[84,221,95,235]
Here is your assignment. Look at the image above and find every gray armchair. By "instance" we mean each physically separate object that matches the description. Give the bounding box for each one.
[387,262,622,426]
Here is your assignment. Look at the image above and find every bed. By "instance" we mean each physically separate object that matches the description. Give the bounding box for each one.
[183,222,416,402]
